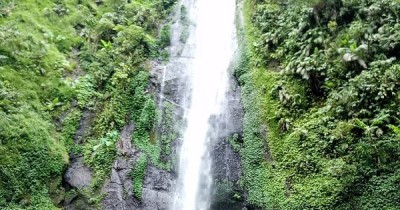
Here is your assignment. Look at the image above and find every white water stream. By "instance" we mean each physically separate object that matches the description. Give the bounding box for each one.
[172,0,237,209]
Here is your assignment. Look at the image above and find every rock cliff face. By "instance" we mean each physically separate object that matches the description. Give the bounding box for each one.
[100,121,176,210]
[101,123,140,210]
[209,74,246,210]
[146,63,246,210]
[64,0,247,209]
[64,109,95,210]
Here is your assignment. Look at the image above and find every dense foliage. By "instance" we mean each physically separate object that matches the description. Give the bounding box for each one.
[0,0,175,208]
[238,0,400,209]
[4,0,400,209]
[130,154,147,199]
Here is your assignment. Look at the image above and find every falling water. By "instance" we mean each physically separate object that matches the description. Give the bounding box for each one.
[159,65,167,107]
[172,0,237,209]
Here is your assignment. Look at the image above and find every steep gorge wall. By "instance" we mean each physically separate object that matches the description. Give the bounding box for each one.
[237,0,400,209]
[62,0,249,209]
[0,0,177,209]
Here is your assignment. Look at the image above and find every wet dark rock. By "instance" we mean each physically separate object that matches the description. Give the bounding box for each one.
[64,0,248,209]
[74,108,93,144]
[141,189,171,210]
[141,165,174,210]
[102,159,175,210]
[102,122,141,210]
[209,73,246,210]
[225,76,244,137]
[144,166,173,191]
[211,140,241,182]
[64,157,92,189]
[101,121,176,210]
[66,199,92,210]
[210,139,244,210]
[100,6,195,207]
[63,107,95,210]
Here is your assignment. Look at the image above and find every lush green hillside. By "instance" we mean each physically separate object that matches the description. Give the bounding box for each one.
[237,0,400,209]
[0,0,174,209]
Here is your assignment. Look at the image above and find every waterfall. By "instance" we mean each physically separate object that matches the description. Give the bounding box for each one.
[172,0,237,209]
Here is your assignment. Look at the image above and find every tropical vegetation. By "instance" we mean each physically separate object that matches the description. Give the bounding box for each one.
[237,0,400,209]
[0,0,175,209]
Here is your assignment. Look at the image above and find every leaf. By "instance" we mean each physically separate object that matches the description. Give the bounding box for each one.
[337,48,348,54]
[105,140,112,147]
[389,125,400,138]
[101,39,112,49]
[343,53,357,62]
[93,144,100,151]
[376,128,383,137]
[378,26,385,34]
[357,44,368,51]
[358,59,368,69]
[341,143,349,151]
[52,97,59,105]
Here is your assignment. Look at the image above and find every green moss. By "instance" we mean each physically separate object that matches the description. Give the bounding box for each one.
[228,133,241,153]
[240,0,400,209]
[159,24,172,49]
[130,154,148,199]
[0,0,177,208]
[179,5,189,43]
[84,131,119,189]
[62,109,83,151]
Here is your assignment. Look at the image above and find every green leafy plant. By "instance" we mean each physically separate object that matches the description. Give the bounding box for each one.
[239,0,400,209]
[179,5,189,43]
[130,154,148,199]
[85,131,119,189]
